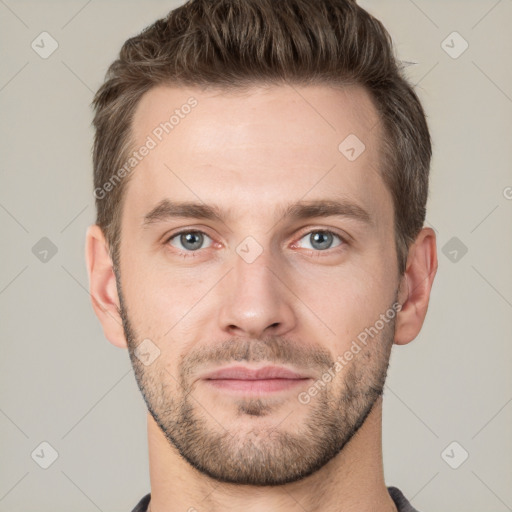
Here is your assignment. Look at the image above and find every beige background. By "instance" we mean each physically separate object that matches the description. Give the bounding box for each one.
[1,1,511,510]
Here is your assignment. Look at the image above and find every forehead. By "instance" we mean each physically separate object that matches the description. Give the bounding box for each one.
[125,83,390,226]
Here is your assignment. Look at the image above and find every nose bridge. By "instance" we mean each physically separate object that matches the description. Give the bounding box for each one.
[234,241,276,297]
[216,237,296,337]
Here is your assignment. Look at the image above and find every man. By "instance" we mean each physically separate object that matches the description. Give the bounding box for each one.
[86,0,437,510]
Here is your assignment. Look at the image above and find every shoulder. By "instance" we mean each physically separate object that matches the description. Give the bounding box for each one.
[130,493,151,512]
[387,486,421,512]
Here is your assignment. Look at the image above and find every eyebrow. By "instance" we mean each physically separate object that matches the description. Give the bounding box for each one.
[142,198,373,227]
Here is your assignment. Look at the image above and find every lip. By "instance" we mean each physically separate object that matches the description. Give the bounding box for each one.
[202,365,309,380]
[201,365,311,394]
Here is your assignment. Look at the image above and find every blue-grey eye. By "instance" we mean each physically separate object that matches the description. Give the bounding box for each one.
[298,231,342,251]
[169,231,213,251]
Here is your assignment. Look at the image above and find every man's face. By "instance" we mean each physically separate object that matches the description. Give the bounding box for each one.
[116,84,400,486]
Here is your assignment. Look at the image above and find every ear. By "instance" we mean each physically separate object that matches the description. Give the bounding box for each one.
[85,224,127,349]
[394,227,438,345]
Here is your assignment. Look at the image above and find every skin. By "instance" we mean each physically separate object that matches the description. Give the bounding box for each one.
[86,83,437,512]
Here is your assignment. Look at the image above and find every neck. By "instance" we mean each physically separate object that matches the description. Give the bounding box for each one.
[146,397,397,512]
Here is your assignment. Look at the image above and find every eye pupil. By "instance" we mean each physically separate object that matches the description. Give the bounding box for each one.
[181,232,203,250]
[310,231,333,250]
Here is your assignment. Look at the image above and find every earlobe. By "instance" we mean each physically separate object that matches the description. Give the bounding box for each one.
[85,224,128,349]
[394,227,438,345]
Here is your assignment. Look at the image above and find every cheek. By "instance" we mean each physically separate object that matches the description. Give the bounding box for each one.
[119,256,174,333]
[298,263,395,343]
[121,259,216,354]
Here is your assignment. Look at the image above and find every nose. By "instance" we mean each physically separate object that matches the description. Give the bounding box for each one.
[217,247,297,339]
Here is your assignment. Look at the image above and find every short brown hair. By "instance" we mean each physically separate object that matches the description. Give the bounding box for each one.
[92,0,432,275]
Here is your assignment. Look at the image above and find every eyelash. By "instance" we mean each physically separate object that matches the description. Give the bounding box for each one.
[164,228,348,258]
